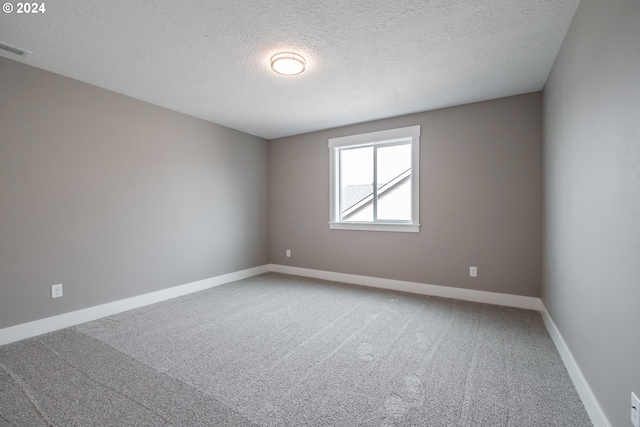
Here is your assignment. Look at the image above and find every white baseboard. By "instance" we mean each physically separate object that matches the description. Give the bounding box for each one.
[270,265,608,425]
[1,263,606,427]
[268,264,541,311]
[540,304,610,427]
[0,265,269,346]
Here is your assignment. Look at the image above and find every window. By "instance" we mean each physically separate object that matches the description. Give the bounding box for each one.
[329,125,420,232]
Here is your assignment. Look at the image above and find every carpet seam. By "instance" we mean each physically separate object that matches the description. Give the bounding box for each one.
[37,337,176,426]
[0,360,54,427]
[64,330,261,427]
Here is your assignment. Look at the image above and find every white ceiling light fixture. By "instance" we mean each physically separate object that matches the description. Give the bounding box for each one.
[270,52,306,76]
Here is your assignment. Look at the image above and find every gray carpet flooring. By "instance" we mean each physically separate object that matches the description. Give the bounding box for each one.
[0,273,592,426]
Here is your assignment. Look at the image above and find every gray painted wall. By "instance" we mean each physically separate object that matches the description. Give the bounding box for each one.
[269,93,543,297]
[542,0,640,425]
[0,57,269,329]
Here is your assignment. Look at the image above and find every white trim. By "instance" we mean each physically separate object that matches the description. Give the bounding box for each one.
[268,264,541,311]
[0,265,269,346]
[329,125,420,232]
[267,265,609,425]
[540,304,611,427]
[1,262,606,427]
[329,222,420,232]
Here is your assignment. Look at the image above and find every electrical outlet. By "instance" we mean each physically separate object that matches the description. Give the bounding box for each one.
[286,249,291,258]
[632,392,639,427]
[51,284,63,299]
[469,266,477,277]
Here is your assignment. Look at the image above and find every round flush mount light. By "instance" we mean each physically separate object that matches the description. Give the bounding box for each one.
[270,52,306,76]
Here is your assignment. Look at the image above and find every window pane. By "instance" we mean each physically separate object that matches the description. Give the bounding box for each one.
[376,144,411,221]
[340,146,373,221]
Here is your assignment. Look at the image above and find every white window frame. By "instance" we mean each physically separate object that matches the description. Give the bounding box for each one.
[329,125,420,232]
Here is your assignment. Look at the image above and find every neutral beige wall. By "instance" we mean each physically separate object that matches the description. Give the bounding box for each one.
[542,0,640,425]
[269,93,542,297]
[0,57,269,329]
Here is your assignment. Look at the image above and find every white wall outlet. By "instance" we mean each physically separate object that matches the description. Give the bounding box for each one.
[632,392,639,427]
[286,249,291,258]
[51,284,63,299]
[469,266,478,277]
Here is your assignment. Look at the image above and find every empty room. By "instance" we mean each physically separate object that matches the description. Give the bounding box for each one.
[1,0,638,426]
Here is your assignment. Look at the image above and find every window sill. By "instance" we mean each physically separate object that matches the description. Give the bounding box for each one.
[329,222,420,233]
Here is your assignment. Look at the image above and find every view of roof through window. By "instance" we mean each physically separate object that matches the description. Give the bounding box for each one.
[339,143,411,221]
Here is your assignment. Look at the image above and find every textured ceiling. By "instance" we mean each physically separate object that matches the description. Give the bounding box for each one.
[0,0,580,139]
